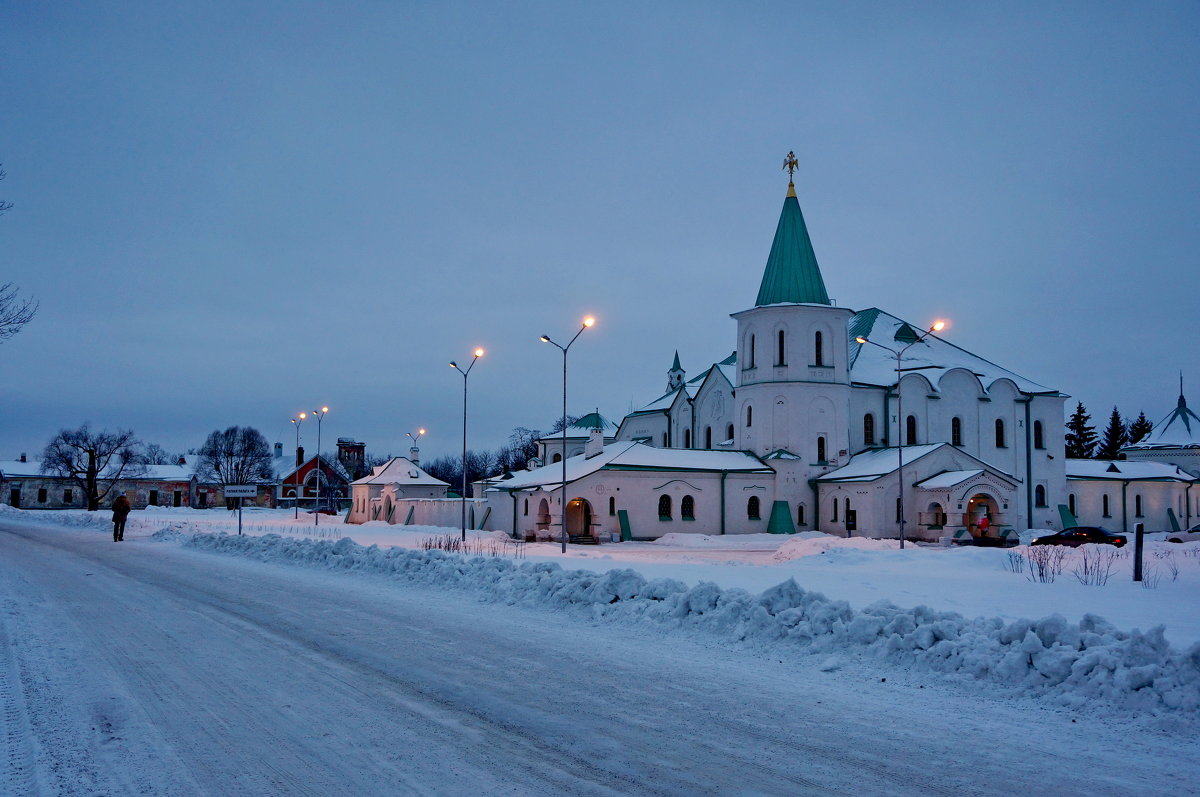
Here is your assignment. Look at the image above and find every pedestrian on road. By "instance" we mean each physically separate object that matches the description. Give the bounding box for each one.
[112,494,131,542]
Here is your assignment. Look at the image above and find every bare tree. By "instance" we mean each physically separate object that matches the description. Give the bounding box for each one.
[144,443,176,465]
[0,163,12,216]
[196,426,275,489]
[41,426,146,511]
[0,283,37,342]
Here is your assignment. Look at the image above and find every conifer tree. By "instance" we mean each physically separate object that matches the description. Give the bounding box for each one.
[1096,406,1128,459]
[1127,411,1153,444]
[1064,402,1098,459]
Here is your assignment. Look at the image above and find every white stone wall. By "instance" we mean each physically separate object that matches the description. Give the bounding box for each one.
[1067,479,1192,533]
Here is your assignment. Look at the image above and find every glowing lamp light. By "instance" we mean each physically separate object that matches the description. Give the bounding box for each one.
[540,335,551,343]
[855,336,868,344]
[583,316,595,327]
[449,361,458,368]
[418,428,426,435]
[931,320,946,332]
[474,348,485,358]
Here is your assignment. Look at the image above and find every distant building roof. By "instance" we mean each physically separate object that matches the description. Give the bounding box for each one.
[1066,459,1196,482]
[351,456,448,487]
[1123,392,1200,451]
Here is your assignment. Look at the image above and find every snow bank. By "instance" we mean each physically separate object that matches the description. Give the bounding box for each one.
[651,532,804,550]
[773,535,904,562]
[174,531,1200,724]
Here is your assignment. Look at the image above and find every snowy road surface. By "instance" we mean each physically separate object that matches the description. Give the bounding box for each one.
[0,520,1192,796]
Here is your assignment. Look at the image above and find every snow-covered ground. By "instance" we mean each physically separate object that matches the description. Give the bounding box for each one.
[16,505,1200,647]
[1,513,1198,796]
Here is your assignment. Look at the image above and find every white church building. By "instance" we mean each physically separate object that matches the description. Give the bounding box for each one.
[486,168,1069,542]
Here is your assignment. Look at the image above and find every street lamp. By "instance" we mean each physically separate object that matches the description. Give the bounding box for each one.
[451,349,484,542]
[290,412,306,519]
[406,428,426,465]
[855,320,946,549]
[540,315,595,553]
[310,406,329,525]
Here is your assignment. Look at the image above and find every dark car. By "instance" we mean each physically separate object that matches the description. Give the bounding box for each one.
[1031,526,1127,548]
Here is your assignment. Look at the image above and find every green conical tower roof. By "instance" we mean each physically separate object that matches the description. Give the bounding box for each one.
[671,350,682,371]
[754,183,831,307]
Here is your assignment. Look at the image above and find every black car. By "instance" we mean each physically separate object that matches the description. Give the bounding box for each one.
[1031,526,1127,548]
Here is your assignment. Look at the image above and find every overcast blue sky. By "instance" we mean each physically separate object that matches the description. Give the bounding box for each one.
[2,2,1197,462]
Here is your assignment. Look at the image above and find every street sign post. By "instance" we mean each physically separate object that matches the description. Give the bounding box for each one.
[225,485,257,535]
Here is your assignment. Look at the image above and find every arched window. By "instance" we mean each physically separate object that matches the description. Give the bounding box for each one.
[951,417,963,447]
[1035,485,1047,507]
[727,424,735,442]
[832,497,839,521]
[777,330,786,366]
[609,496,616,516]
[896,498,903,523]
[662,433,668,447]
[658,494,672,520]
[1102,494,1111,517]
[995,419,1006,448]
[1068,493,1076,516]
[552,453,562,463]
[705,427,712,448]
[863,413,875,446]
[683,429,691,449]
[814,331,824,366]
[523,498,529,516]
[817,436,827,463]
[746,406,753,427]
[747,496,761,520]
[797,504,805,526]
[681,495,695,520]
[1034,420,1045,450]
[906,415,918,445]
[749,334,756,368]
[1135,494,1143,517]
[845,498,851,522]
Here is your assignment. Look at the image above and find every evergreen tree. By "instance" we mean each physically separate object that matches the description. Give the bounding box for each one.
[1096,406,1128,459]
[1127,411,1154,444]
[1064,402,1098,459]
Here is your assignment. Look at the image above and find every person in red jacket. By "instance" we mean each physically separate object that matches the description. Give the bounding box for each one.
[111,494,131,542]
[977,514,990,540]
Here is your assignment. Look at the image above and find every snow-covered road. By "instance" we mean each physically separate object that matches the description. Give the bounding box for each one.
[0,519,1192,796]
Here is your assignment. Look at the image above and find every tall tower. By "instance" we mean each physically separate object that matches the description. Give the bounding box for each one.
[730,152,853,469]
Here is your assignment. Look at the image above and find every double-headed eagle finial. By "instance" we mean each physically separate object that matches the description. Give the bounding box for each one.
[782,151,798,196]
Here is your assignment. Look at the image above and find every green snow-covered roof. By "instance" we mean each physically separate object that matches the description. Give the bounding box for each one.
[754,187,831,307]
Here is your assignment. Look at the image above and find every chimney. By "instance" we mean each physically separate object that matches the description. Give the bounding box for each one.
[409,446,420,467]
[19,453,26,463]
[296,446,305,467]
[274,442,283,459]
[177,455,186,465]
[585,426,604,459]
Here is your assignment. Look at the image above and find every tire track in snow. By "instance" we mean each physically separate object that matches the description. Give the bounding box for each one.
[0,600,40,797]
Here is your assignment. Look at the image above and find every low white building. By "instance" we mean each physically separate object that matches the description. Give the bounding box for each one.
[347,456,450,524]
[1066,459,1197,533]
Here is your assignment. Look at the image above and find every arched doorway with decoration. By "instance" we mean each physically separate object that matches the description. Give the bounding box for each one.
[965,493,996,538]
[536,498,551,533]
[566,497,594,538]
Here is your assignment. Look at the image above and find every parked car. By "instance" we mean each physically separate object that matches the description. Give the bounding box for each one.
[1030,527,1127,548]
[1163,524,1200,544]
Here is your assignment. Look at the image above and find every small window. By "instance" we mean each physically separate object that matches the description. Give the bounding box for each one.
[814,331,824,366]
[832,497,839,521]
[863,413,875,446]
[747,496,761,520]
[681,495,695,520]
[1033,420,1045,450]
[658,494,672,520]
[749,334,756,368]
[552,453,562,463]
[149,489,159,506]
[1035,485,1047,508]
[995,419,1006,448]
[816,436,827,463]
[524,498,529,516]
[797,504,805,526]
[683,429,691,449]
[906,415,918,446]
[1102,494,1110,518]
[63,489,73,504]
[1068,493,1076,516]
[951,417,963,447]
[37,488,47,503]
[662,433,668,447]
[1135,494,1143,517]
[746,406,753,428]
[777,330,786,366]
[609,496,616,516]
[705,427,712,449]
[727,424,735,442]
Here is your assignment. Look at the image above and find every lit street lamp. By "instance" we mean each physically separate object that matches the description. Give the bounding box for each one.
[290,412,306,519]
[405,428,426,449]
[451,349,484,542]
[310,406,329,525]
[855,320,945,549]
[540,316,595,553]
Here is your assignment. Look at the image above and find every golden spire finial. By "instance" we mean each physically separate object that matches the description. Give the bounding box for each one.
[782,150,798,197]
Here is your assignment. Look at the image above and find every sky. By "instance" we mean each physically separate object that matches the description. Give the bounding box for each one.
[2,2,1197,463]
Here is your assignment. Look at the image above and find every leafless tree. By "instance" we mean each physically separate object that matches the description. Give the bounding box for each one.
[197,426,275,488]
[143,443,176,465]
[0,163,12,216]
[0,283,37,342]
[41,426,146,510]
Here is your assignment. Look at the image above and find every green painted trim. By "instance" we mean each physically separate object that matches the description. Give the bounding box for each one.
[478,506,491,529]
[403,505,414,525]
[1057,503,1077,528]
[1168,507,1181,532]
[766,500,796,534]
[617,509,632,541]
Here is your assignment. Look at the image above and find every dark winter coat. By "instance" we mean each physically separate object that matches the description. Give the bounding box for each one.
[111,495,132,521]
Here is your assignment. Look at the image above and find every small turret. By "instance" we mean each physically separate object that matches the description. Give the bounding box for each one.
[667,350,685,391]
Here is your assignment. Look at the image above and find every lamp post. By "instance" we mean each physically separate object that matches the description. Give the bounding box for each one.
[290,412,306,519]
[540,316,595,553]
[856,321,945,549]
[310,406,329,525]
[405,428,425,450]
[451,350,484,542]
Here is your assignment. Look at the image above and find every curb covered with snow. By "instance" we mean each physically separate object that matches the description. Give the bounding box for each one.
[172,531,1200,723]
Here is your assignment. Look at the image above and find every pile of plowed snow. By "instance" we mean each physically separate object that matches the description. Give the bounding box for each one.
[773,535,903,561]
[173,531,1200,723]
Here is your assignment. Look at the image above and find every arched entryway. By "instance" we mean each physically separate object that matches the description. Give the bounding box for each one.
[965,493,996,538]
[566,498,594,538]
[536,498,551,532]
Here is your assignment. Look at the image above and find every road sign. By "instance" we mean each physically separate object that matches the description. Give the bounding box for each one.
[224,485,257,498]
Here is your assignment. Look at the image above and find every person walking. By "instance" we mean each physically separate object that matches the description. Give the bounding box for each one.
[111,494,131,542]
